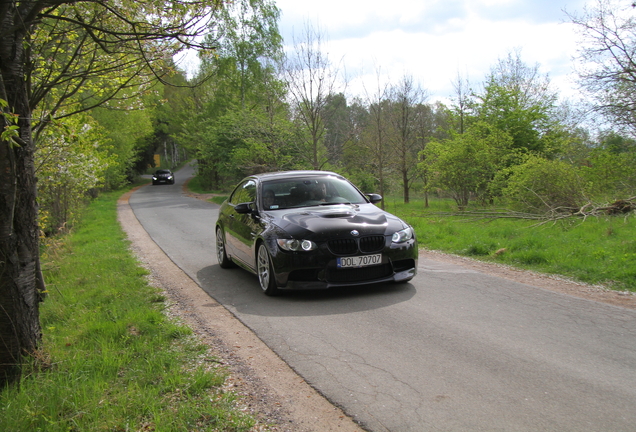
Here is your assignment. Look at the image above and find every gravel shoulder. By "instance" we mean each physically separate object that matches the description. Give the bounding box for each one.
[118,186,635,431]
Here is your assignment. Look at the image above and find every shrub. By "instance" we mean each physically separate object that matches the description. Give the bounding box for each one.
[501,156,588,214]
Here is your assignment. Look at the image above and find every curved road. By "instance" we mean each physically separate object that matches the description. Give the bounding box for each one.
[130,165,636,432]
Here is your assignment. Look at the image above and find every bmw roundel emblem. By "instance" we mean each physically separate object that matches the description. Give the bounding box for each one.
[350,230,360,237]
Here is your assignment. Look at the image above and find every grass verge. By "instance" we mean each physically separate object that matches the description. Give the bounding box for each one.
[186,176,228,205]
[0,189,255,431]
[385,198,636,292]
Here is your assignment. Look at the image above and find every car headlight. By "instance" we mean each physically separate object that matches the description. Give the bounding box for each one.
[152,176,157,180]
[392,227,414,243]
[277,239,317,252]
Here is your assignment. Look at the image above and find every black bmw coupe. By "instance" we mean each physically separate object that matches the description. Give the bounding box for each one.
[215,171,418,295]
[152,169,175,185]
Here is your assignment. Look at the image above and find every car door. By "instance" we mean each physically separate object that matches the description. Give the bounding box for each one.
[225,179,258,268]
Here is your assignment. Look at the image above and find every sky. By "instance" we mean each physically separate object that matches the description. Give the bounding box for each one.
[273,0,593,104]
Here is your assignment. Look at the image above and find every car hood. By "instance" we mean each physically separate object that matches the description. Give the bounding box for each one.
[270,204,407,239]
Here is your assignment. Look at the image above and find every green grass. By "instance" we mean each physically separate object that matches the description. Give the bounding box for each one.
[385,197,636,292]
[0,190,255,432]
[186,176,228,205]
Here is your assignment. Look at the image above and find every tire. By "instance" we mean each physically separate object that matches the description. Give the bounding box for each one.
[216,227,234,268]
[257,243,280,296]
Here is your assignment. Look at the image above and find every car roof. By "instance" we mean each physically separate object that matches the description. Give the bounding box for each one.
[248,170,342,181]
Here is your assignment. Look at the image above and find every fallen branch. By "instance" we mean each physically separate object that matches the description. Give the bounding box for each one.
[418,197,636,225]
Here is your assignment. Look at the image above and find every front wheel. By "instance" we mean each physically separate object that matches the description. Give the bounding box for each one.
[216,227,234,268]
[257,243,280,296]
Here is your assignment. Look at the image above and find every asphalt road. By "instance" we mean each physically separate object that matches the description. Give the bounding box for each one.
[131,165,636,432]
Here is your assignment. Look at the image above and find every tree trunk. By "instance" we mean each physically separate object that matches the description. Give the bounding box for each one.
[0,1,45,386]
[402,169,410,204]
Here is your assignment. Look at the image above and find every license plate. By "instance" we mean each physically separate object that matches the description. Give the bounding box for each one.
[337,253,382,268]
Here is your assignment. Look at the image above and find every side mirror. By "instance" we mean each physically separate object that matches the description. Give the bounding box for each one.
[366,194,383,204]
[234,202,254,214]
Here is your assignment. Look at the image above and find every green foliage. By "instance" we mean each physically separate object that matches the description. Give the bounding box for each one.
[421,123,510,209]
[500,156,588,213]
[0,98,20,144]
[35,113,115,235]
[90,107,154,187]
[181,0,291,188]
[147,72,194,170]
[472,51,562,158]
[27,0,217,127]
[581,148,636,200]
[0,190,255,431]
[191,108,297,189]
[342,168,378,194]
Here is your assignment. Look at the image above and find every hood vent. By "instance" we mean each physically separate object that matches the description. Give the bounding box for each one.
[321,211,355,218]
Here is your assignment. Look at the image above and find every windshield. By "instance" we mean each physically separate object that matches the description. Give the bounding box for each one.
[260,176,368,210]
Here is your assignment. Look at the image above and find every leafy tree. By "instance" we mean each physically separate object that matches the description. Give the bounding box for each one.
[358,70,392,208]
[421,123,510,209]
[197,108,296,183]
[149,69,195,170]
[203,0,282,110]
[132,132,162,175]
[187,0,287,187]
[472,51,561,158]
[582,149,636,200]
[600,130,636,154]
[450,70,473,134]
[339,97,377,190]
[0,0,221,386]
[417,102,453,207]
[90,107,154,186]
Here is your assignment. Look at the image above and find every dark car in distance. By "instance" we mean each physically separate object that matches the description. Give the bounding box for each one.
[215,170,418,295]
[152,169,175,185]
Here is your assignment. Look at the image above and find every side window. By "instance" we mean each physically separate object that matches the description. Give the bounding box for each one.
[229,180,256,205]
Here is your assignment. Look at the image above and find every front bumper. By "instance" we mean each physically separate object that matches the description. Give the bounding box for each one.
[153,177,174,184]
[269,237,418,289]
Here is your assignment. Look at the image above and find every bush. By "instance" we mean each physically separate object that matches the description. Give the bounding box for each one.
[581,149,636,200]
[501,156,588,214]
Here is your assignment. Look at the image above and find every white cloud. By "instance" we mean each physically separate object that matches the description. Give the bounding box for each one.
[275,0,590,103]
